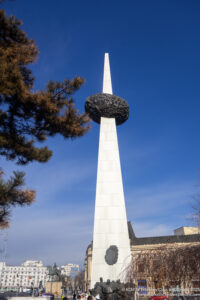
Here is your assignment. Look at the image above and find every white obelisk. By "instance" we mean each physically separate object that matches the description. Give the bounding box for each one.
[91,53,132,288]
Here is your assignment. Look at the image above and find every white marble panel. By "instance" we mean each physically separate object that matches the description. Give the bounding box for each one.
[94,206,126,220]
[94,220,110,234]
[110,195,125,206]
[96,181,122,195]
[107,206,126,220]
[103,54,113,94]
[97,171,122,183]
[95,195,111,207]
[95,195,125,207]
[109,220,128,234]
[98,161,121,172]
[98,149,119,162]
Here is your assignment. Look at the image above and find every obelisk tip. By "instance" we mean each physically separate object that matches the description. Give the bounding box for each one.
[103,53,113,94]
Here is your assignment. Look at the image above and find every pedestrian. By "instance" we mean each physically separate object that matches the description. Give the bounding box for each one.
[87,296,95,300]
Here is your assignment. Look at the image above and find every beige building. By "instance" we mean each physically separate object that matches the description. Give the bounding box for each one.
[84,224,200,294]
[46,281,62,296]
[174,226,200,236]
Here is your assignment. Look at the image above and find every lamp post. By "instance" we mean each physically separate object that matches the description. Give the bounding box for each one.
[31,281,34,297]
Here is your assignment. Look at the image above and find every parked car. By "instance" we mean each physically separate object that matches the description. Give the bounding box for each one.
[149,296,169,300]
[42,292,54,299]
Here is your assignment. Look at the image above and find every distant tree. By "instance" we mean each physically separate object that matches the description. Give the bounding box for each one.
[130,245,200,290]
[74,270,84,291]
[0,9,90,227]
[191,192,200,227]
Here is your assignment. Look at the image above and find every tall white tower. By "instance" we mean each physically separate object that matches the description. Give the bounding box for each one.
[85,53,131,288]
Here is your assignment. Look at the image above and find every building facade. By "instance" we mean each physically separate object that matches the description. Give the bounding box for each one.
[84,225,200,294]
[61,264,79,278]
[0,260,49,291]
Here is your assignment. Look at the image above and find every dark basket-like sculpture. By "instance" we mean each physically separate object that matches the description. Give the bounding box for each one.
[85,93,129,125]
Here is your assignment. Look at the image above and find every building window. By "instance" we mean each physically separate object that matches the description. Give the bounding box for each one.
[138,263,144,273]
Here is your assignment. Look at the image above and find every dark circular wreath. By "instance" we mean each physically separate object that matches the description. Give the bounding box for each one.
[85,93,129,125]
[104,245,119,265]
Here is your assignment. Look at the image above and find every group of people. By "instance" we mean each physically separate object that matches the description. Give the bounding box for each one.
[73,292,100,300]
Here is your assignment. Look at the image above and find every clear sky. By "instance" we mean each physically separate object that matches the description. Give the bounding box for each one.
[0,0,200,267]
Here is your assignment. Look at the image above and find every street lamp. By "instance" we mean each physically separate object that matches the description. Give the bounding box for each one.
[31,281,34,297]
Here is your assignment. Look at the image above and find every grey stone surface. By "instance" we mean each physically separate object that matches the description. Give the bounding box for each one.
[131,233,200,245]
[85,93,129,125]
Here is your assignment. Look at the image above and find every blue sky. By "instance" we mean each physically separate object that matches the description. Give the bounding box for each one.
[0,0,200,267]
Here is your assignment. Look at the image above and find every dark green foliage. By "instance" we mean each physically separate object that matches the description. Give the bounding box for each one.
[0,9,90,165]
[0,170,35,228]
[0,9,90,227]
